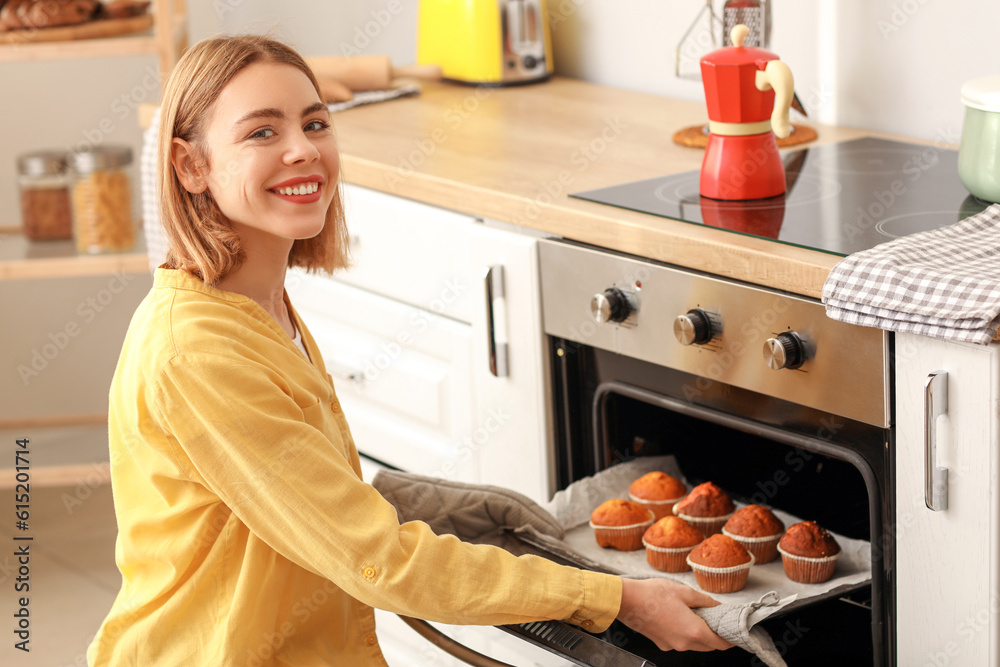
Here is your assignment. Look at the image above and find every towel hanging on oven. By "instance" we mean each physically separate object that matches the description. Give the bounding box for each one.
[822,203,1000,344]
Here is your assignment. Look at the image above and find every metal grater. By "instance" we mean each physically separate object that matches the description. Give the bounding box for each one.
[722,0,770,47]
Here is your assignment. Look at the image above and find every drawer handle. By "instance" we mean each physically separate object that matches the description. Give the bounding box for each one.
[485,265,509,377]
[924,370,949,511]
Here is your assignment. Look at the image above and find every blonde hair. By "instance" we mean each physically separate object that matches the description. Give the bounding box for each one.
[158,34,350,283]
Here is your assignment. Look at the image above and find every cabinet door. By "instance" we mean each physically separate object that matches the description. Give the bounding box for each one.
[289,271,477,482]
[465,222,553,504]
[338,184,477,324]
[895,333,1000,666]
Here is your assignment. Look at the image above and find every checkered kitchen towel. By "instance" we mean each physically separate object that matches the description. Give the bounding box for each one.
[822,203,1000,345]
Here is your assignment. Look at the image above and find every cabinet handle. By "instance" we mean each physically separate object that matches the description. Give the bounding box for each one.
[924,370,949,511]
[484,265,509,377]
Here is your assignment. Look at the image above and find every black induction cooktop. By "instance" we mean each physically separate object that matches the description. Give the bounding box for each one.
[571,137,990,257]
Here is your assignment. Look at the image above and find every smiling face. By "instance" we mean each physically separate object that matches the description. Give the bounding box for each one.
[178,61,340,252]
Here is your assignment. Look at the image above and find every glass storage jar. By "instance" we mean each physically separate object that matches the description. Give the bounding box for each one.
[69,145,136,253]
[17,150,73,241]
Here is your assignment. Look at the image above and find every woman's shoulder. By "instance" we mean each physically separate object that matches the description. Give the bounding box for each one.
[127,268,265,363]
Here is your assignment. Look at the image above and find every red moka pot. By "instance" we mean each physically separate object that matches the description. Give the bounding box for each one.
[699,24,794,201]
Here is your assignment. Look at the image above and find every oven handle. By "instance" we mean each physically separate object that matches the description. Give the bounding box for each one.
[485,265,509,377]
[924,371,949,511]
[397,616,516,667]
[399,615,654,667]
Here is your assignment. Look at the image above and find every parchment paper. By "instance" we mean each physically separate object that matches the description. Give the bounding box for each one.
[541,456,873,626]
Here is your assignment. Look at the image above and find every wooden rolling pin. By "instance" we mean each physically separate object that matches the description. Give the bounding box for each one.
[306,55,442,92]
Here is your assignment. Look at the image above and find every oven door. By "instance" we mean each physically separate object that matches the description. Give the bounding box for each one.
[545,346,892,666]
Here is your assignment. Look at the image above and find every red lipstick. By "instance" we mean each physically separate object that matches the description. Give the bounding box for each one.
[268,174,324,204]
[269,174,324,189]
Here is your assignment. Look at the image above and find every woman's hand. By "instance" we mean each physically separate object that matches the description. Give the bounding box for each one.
[617,577,733,652]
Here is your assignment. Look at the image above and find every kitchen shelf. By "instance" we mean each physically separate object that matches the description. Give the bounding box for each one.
[0,0,187,83]
[0,230,149,280]
[1,417,111,490]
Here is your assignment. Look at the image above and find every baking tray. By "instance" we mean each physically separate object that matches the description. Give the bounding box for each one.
[519,456,874,625]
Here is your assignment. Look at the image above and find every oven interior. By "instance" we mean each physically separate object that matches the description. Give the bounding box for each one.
[550,341,894,666]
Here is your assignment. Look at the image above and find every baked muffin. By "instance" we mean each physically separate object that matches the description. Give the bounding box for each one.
[642,516,703,572]
[673,481,735,538]
[629,471,688,520]
[777,520,841,583]
[722,504,786,564]
[589,499,655,551]
[686,533,754,594]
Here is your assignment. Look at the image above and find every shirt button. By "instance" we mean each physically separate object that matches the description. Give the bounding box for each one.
[365,633,378,646]
[331,399,341,413]
[363,566,377,579]
[581,620,594,630]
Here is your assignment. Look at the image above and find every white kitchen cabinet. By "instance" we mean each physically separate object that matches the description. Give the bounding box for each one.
[287,184,554,503]
[895,332,1000,666]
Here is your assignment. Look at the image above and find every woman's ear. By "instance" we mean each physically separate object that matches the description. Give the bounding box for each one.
[171,138,208,194]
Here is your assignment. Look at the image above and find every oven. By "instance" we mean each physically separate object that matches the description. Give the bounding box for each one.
[516,236,895,666]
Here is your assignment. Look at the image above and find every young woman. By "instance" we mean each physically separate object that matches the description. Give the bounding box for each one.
[87,34,731,666]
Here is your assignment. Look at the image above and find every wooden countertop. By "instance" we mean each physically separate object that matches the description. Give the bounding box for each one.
[331,76,888,299]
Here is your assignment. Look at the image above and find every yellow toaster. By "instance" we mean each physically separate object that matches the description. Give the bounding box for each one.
[417,0,554,85]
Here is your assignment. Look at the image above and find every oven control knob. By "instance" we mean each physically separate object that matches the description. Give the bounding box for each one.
[591,288,631,323]
[763,331,806,370]
[673,308,715,346]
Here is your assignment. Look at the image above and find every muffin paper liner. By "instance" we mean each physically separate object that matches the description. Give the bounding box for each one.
[673,509,734,538]
[686,551,756,594]
[641,538,700,572]
[722,528,784,564]
[589,510,655,551]
[777,545,841,583]
[628,492,686,520]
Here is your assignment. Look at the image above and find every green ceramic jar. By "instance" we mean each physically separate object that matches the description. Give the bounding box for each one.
[958,76,1000,204]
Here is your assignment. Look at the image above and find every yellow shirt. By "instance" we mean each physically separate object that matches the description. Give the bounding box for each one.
[88,268,621,666]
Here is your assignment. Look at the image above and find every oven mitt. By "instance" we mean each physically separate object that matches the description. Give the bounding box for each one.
[371,469,565,556]
[694,591,787,667]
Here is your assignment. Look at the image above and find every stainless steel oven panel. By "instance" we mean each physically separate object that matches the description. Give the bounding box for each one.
[539,239,890,428]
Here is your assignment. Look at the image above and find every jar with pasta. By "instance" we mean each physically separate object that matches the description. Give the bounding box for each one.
[17,150,73,241]
[69,145,136,254]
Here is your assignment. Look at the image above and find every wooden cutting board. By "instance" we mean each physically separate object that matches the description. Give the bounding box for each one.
[0,13,152,45]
